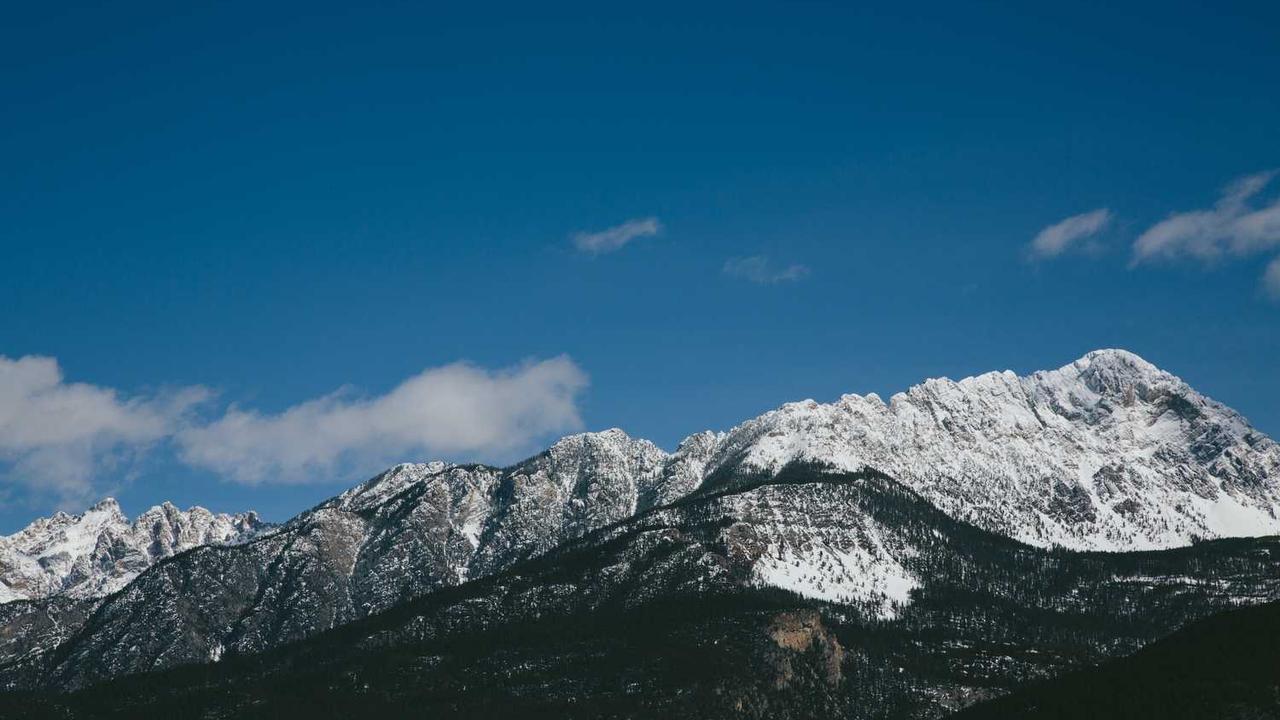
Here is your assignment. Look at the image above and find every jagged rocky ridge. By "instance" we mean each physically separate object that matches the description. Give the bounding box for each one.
[694,348,1280,550]
[0,433,713,689]
[0,499,265,603]
[0,349,1276,701]
[4,466,1280,718]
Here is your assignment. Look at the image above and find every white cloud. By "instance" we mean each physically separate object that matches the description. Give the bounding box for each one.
[177,357,589,484]
[723,255,810,284]
[1028,208,1112,260]
[0,356,208,503]
[1132,170,1280,264]
[0,355,591,499]
[572,217,662,254]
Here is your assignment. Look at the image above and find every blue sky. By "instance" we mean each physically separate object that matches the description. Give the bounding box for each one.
[2,1,1279,530]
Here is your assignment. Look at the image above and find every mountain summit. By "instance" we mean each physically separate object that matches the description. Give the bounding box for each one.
[688,348,1280,549]
[0,500,266,602]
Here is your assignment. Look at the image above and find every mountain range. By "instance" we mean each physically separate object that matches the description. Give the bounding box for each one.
[0,349,1277,717]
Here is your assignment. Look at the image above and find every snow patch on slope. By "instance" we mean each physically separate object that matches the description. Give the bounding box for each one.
[753,542,917,618]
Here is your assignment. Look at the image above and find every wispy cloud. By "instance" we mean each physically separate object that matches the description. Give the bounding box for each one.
[572,217,662,255]
[0,356,208,505]
[177,357,588,484]
[1265,256,1280,300]
[1131,171,1280,297]
[723,255,810,284]
[1027,208,1112,260]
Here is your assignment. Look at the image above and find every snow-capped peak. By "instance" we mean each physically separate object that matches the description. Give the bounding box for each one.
[694,349,1280,550]
[0,500,266,603]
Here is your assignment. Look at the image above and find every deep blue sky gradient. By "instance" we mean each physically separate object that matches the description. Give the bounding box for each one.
[3,1,1278,529]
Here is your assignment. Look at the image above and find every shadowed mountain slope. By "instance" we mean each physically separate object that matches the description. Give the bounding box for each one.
[955,599,1280,720]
